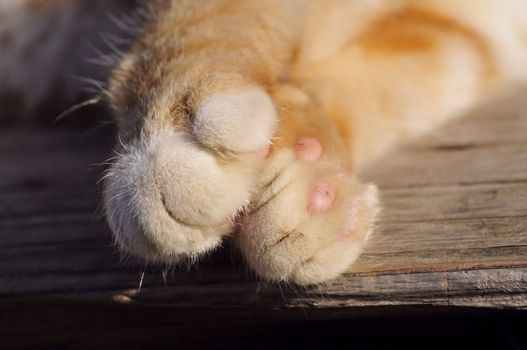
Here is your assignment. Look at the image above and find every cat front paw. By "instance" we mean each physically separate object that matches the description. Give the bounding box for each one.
[104,86,277,263]
[236,137,380,285]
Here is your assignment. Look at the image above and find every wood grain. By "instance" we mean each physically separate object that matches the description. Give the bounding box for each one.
[1,86,527,347]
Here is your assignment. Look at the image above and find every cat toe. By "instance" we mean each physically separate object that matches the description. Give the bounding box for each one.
[291,184,379,285]
[104,129,260,263]
[192,87,277,153]
[236,144,380,285]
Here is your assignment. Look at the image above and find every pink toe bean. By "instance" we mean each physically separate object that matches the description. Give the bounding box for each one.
[308,180,336,214]
[255,144,271,159]
[295,137,322,162]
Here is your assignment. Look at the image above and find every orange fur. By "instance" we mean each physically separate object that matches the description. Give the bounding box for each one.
[102,0,527,284]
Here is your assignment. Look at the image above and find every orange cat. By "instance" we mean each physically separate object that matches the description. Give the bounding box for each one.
[3,0,527,285]
[102,0,527,285]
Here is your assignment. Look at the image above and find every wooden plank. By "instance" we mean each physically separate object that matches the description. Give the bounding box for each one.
[379,183,527,222]
[0,85,526,319]
[361,144,527,188]
[110,267,527,309]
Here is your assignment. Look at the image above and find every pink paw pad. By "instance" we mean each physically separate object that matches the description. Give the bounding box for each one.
[295,137,322,162]
[255,144,271,159]
[308,180,336,214]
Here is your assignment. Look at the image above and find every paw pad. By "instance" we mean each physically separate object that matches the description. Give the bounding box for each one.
[308,180,336,214]
[255,144,271,159]
[295,137,322,161]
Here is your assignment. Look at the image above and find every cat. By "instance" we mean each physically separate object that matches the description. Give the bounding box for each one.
[2,0,527,285]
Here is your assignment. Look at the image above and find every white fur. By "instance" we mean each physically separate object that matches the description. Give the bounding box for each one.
[106,132,217,261]
[193,88,277,152]
[104,88,278,261]
[105,128,264,261]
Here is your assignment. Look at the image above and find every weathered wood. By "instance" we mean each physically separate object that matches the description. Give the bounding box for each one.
[1,86,527,346]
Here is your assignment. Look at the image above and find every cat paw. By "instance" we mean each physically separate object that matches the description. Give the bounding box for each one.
[236,137,380,285]
[104,87,277,263]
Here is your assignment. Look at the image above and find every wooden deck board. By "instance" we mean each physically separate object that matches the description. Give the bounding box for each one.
[1,86,527,321]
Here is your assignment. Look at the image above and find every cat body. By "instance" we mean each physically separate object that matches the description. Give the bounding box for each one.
[3,0,527,284]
